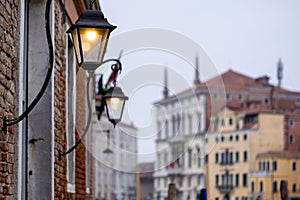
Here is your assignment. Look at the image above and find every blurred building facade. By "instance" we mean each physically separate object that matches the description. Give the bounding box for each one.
[92,113,138,200]
[154,59,300,200]
[249,152,300,200]
[153,59,207,200]
[206,107,284,199]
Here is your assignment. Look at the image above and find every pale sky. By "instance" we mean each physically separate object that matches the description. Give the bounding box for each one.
[98,0,300,162]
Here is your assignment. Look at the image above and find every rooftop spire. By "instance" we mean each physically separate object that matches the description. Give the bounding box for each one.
[194,55,201,86]
[163,67,169,99]
[277,58,283,87]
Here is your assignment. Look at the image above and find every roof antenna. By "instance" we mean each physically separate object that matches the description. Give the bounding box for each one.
[163,67,169,99]
[277,58,283,87]
[194,54,201,86]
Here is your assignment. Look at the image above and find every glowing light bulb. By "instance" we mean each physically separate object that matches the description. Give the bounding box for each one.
[86,30,97,41]
[109,98,121,110]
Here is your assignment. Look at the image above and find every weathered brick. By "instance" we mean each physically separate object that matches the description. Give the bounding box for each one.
[0,142,8,151]
[5,175,13,184]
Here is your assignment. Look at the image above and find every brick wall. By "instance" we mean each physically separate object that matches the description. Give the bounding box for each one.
[0,0,19,198]
[53,0,93,199]
[53,0,68,198]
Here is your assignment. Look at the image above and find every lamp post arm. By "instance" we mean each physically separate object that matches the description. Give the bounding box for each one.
[104,59,122,88]
[59,58,122,159]
[59,70,93,159]
[3,0,54,133]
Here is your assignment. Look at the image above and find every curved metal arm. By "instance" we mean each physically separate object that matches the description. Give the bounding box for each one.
[58,59,122,159]
[59,71,93,159]
[2,0,54,133]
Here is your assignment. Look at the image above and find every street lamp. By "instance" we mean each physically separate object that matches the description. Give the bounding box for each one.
[59,9,128,158]
[103,86,128,127]
[67,10,116,71]
[0,0,128,157]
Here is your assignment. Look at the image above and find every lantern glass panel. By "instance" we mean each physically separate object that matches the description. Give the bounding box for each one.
[79,27,109,63]
[105,97,126,121]
[71,28,82,64]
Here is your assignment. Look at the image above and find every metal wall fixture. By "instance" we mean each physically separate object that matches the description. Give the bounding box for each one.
[59,8,128,158]
[1,0,128,157]
[2,0,54,134]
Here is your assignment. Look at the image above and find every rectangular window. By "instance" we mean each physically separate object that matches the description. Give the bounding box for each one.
[293,184,296,192]
[198,112,202,132]
[221,119,225,126]
[188,115,193,134]
[221,136,225,142]
[164,153,168,166]
[251,181,254,192]
[259,181,263,192]
[182,113,185,134]
[205,154,209,164]
[229,174,233,186]
[157,153,161,168]
[172,116,176,135]
[198,175,201,185]
[221,174,225,185]
[273,161,277,171]
[243,173,247,187]
[188,149,192,168]
[215,153,219,163]
[197,148,201,167]
[188,176,192,187]
[236,152,239,162]
[177,115,181,131]
[226,93,231,100]
[164,178,167,187]
[243,151,248,162]
[259,161,262,171]
[221,152,225,164]
[238,94,243,101]
[289,120,294,128]
[66,37,76,193]
[164,120,168,138]
[215,175,219,186]
[157,121,161,139]
[235,174,239,187]
[292,161,296,171]
[273,181,277,193]
[225,149,229,164]
[229,118,233,126]
[289,135,294,144]
[229,152,233,164]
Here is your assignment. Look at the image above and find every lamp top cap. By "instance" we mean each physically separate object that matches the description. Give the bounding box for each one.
[67,10,116,32]
[103,86,129,100]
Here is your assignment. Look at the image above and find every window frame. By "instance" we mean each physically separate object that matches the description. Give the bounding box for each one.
[242,173,247,187]
[66,35,76,194]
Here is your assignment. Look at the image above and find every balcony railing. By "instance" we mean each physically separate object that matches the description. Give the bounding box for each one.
[220,160,233,165]
[166,166,183,175]
[249,171,271,177]
[216,185,234,193]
